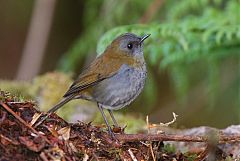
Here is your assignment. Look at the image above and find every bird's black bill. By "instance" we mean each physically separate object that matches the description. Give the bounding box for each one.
[139,34,151,44]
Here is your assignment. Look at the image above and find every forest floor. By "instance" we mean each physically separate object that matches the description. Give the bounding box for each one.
[0,91,238,161]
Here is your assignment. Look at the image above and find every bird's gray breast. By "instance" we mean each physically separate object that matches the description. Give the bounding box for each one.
[92,64,147,110]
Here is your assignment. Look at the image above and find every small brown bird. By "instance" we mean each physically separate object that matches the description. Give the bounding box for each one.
[35,33,150,137]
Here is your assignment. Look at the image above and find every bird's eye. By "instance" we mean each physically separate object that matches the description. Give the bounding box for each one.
[127,43,133,50]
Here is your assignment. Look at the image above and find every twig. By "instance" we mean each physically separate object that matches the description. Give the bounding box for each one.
[149,143,156,161]
[92,152,99,161]
[0,101,51,144]
[146,116,156,161]
[159,112,178,126]
[128,149,137,161]
[218,134,240,143]
[40,152,49,161]
[116,133,240,144]
[116,133,206,142]
[0,134,20,145]
[83,153,89,161]
[0,111,7,123]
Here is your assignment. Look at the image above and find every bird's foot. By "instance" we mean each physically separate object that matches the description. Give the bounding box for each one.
[108,129,122,147]
[106,126,120,142]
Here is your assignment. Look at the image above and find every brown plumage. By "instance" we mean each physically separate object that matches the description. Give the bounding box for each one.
[64,49,137,97]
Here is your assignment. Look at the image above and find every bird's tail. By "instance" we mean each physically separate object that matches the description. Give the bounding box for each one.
[34,94,77,128]
[48,94,76,113]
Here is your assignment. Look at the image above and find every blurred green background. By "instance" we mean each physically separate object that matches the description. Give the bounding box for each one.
[0,0,239,131]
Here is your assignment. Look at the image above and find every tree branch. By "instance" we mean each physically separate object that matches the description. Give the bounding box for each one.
[116,133,240,144]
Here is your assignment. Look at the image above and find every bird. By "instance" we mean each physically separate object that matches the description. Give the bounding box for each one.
[34,33,150,138]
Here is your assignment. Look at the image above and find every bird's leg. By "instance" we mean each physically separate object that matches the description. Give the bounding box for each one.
[97,103,115,139]
[108,109,119,128]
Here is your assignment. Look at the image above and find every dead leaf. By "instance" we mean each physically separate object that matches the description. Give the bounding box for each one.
[47,125,59,137]
[30,113,42,126]
[58,126,71,141]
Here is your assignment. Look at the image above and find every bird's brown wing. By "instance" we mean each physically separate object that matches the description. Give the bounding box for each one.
[63,55,120,97]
